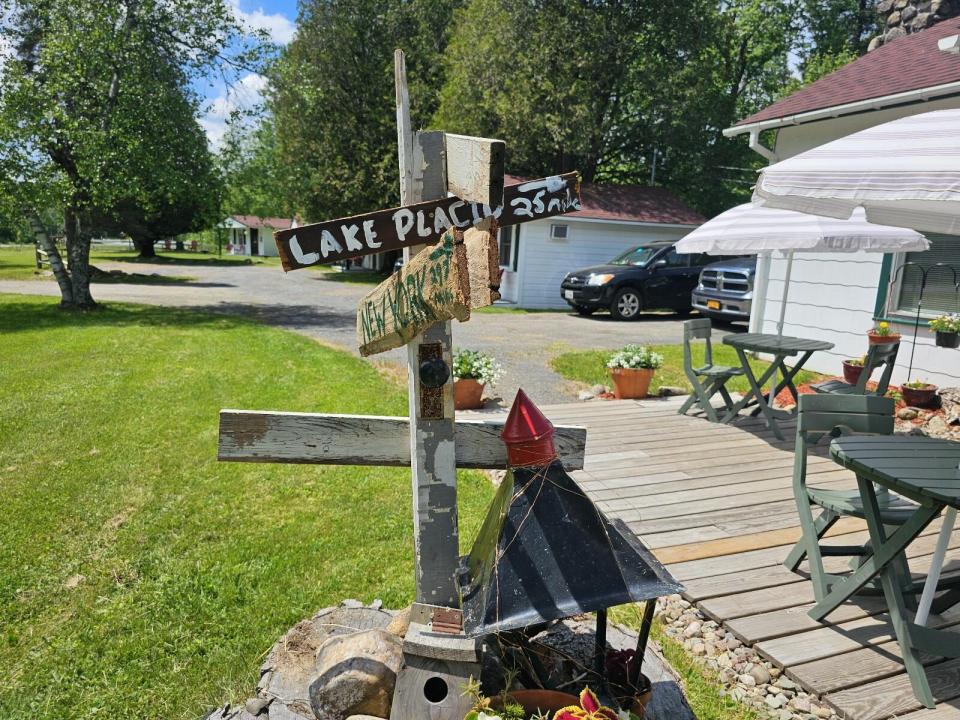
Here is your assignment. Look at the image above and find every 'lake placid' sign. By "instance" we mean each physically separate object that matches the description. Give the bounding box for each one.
[274,172,580,271]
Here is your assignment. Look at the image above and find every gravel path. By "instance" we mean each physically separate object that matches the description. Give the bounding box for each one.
[0,263,720,405]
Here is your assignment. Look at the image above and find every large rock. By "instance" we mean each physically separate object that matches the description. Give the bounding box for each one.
[309,630,403,720]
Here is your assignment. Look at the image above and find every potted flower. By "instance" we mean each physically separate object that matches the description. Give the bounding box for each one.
[901,380,939,408]
[867,320,900,345]
[605,649,652,717]
[842,356,866,385]
[607,345,663,399]
[929,314,960,349]
[453,349,503,410]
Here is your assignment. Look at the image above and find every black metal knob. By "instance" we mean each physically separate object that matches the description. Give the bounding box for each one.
[419,358,450,388]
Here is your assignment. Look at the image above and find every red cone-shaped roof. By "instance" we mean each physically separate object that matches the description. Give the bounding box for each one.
[501,389,556,467]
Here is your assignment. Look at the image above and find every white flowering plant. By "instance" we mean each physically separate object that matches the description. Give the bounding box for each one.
[929,313,960,333]
[453,349,503,386]
[606,344,663,371]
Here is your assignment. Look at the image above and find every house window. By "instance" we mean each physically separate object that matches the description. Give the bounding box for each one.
[498,226,519,270]
[893,233,960,317]
[550,223,569,240]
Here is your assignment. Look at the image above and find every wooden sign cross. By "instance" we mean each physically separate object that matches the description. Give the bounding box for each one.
[218,50,583,610]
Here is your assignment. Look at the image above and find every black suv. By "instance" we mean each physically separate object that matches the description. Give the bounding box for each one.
[560,243,719,320]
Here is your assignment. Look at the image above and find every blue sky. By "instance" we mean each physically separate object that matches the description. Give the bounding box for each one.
[199,0,298,147]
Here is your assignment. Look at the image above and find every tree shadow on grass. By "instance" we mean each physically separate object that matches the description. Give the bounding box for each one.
[94,253,265,268]
[0,299,356,336]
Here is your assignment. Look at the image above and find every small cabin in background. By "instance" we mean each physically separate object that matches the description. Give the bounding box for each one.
[497,175,704,309]
[218,215,297,257]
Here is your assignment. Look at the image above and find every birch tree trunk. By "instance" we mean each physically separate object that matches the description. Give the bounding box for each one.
[64,205,96,308]
[28,210,74,305]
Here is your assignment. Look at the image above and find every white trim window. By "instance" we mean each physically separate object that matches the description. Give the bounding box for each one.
[498,225,519,271]
[549,223,569,241]
[891,232,960,318]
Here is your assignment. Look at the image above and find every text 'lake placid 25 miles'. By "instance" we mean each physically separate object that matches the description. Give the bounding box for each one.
[274,172,580,271]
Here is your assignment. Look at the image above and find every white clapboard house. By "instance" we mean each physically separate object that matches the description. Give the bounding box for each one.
[218,215,297,257]
[496,175,704,309]
[725,17,960,387]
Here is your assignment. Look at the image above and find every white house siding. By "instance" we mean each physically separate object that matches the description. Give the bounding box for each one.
[515,218,694,309]
[746,99,960,388]
[498,269,519,303]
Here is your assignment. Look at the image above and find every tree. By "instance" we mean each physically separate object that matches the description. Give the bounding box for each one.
[0,0,259,307]
[219,114,292,219]
[434,0,802,216]
[270,0,463,223]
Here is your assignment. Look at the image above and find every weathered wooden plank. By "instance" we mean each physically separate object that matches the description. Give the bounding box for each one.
[825,658,960,720]
[462,219,500,308]
[654,518,864,567]
[444,133,505,206]
[218,410,587,470]
[757,590,960,668]
[788,633,952,697]
[357,230,470,357]
[725,598,889,645]
[274,172,580,270]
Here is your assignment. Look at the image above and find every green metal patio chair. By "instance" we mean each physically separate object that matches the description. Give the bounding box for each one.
[811,341,900,396]
[784,393,917,603]
[677,319,744,422]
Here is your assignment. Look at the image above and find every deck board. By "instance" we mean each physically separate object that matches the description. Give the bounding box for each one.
[461,397,960,720]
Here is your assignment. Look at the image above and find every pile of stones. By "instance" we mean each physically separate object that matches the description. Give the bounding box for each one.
[896,387,960,440]
[657,596,839,720]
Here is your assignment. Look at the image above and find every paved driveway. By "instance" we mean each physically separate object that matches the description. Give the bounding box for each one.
[0,262,723,404]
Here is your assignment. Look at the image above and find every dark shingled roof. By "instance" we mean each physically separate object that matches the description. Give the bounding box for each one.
[505,175,704,226]
[736,19,960,127]
[228,215,295,230]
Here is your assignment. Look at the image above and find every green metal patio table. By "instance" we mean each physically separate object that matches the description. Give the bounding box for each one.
[818,435,960,708]
[721,333,834,440]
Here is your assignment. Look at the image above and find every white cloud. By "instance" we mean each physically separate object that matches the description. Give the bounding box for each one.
[230,0,296,45]
[202,73,270,148]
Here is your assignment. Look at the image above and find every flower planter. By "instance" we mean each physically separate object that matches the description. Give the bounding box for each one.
[492,689,580,716]
[935,331,960,349]
[454,378,485,410]
[609,367,654,399]
[842,360,864,386]
[867,331,901,346]
[902,383,938,409]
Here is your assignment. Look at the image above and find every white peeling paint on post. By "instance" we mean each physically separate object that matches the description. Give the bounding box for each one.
[396,49,461,607]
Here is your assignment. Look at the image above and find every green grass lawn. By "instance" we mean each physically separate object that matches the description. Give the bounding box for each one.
[0,294,493,719]
[551,344,824,396]
[0,246,45,280]
[314,265,386,285]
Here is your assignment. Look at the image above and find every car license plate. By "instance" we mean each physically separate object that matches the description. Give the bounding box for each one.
[707,300,721,310]
[564,290,575,300]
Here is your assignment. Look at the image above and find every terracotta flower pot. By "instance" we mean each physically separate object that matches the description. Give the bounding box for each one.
[902,383,938,408]
[609,367,654,399]
[935,331,960,349]
[842,360,864,386]
[494,689,580,715]
[867,331,901,345]
[454,378,485,410]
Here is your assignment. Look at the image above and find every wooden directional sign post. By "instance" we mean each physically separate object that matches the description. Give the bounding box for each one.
[217,47,583,720]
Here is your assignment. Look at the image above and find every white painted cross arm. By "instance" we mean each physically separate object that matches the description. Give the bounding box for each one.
[217,410,587,471]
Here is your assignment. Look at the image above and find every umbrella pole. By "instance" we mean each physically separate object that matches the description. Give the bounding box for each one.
[769,252,794,399]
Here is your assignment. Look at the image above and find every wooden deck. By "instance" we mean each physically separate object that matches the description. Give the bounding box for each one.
[464,397,960,720]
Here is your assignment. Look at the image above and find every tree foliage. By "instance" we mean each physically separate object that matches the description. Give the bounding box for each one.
[0,0,258,305]
[219,114,293,219]
[270,0,463,222]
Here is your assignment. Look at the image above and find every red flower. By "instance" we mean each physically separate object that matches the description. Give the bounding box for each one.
[554,687,619,720]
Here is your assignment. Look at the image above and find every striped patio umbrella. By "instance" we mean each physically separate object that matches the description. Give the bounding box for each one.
[675,203,928,336]
[753,108,960,234]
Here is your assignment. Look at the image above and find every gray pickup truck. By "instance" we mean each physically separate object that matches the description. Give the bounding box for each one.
[691,256,756,323]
